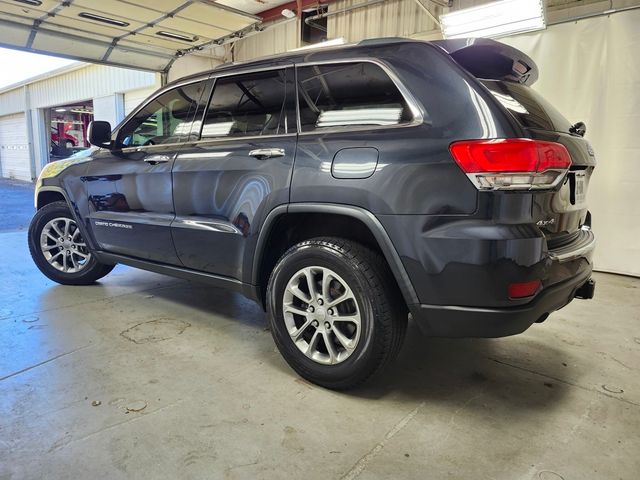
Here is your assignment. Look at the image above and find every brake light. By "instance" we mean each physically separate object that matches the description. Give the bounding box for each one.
[449,139,572,190]
[508,280,542,299]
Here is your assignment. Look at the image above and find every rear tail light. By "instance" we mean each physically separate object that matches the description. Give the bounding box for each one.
[508,280,542,299]
[449,139,572,190]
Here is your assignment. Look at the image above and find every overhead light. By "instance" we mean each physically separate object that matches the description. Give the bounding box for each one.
[156,31,197,43]
[281,8,296,19]
[290,37,346,51]
[55,108,66,112]
[13,0,43,6]
[78,12,129,27]
[440,0,545,39]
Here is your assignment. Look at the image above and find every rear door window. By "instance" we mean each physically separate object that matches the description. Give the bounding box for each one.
[200,68,295,138]
[481,80,573,133]
[296,62,413,132]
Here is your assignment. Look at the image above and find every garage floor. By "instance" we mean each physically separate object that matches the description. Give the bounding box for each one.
[1,179,639,479]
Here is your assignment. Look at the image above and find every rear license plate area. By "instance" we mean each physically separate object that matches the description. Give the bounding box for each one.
[569,171,586,205]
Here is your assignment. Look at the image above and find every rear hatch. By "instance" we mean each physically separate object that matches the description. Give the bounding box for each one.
[481,80,596,247]
[433,38,596,247]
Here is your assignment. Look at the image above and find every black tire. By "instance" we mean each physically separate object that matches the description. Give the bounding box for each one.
[28,201,115,285]
[267,237,407,390]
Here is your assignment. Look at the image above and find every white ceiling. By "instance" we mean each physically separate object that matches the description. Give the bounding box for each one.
[0,0,286,71]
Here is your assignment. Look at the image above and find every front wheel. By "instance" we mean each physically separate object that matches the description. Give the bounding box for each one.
[267,237,407,390]
[28,201,114,285]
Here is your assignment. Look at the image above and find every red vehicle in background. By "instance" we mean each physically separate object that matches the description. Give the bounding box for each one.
[51,124,78,148]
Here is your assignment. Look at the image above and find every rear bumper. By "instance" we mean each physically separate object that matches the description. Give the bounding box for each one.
[409,266,594,338]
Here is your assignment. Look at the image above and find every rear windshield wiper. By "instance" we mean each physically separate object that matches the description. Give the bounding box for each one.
[569,121,586,137]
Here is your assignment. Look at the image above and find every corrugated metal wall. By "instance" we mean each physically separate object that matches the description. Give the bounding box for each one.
[327,0,442,41]
[234,19,299,62]
[232,0,443,62]
[0,87,26,117]
[0,65,158,116]
[27,65,157,110]
[124,87,158,116]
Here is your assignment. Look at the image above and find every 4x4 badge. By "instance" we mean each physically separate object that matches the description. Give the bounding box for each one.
[536,218,555,226]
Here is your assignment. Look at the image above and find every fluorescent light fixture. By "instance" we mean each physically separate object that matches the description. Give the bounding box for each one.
[281,8,296,19]
[290,37,346,52]
[316,108,402,127]
[78,12,129,27]
[440,0,545,39]
[156,31,197,43]
[55,108,67,112]
[13,0,42,6]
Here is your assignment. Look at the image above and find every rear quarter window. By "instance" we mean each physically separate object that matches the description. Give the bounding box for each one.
[481,80,573,133]
[296,62,414,132]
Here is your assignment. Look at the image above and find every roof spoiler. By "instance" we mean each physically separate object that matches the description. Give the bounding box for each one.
[431,38,539,86]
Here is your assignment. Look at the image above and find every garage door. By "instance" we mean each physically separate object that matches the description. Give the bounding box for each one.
[0,113,31,181]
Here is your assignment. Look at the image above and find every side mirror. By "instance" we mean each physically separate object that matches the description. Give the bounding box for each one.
[88,121,113,148]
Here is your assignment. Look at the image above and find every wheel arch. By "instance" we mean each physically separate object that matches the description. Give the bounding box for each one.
[35,186,98,251]
[251,203,419,309]
[36,187,68,210]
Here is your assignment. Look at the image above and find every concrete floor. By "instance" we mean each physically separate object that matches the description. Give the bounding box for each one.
[1,180,639,479]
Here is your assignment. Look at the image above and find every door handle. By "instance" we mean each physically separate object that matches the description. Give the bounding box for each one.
[248,148,285,160]
[144,154,172,165]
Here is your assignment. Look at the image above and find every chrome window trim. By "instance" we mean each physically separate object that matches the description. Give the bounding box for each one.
[181,132,297,149]
[120,142,185,154]
[293,58,426,135]
[210,63,295,80]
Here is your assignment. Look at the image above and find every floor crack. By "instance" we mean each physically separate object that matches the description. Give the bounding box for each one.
[0,344,92,382]
[488,357,640,407]
[340,401,425,480]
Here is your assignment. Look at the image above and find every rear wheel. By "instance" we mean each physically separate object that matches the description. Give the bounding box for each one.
[267,237,407,390]
[28,201,114,285]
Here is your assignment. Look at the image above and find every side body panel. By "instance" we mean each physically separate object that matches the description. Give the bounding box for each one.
[171,134,297,280]
[83,146,180,264]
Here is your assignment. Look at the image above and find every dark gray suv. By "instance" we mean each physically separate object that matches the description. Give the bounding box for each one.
[29,37,596,389]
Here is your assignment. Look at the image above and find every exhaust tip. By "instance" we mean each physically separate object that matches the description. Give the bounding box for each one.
[535,313,549,323]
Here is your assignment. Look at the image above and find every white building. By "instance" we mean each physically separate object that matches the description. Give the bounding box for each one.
[0,63,160,181]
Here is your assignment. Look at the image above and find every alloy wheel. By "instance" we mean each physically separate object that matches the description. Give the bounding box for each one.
[40,217,91,273]
[282,266,361,365]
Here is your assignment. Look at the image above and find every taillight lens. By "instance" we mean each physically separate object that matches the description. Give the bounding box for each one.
[449,139,572,190]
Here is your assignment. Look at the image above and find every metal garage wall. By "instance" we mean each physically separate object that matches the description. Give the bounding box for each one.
[500,10,640,277]
[0,113,30,181]
[234,19,299,62]
[124,87,157,116]
[232,0,441,61]
[327,0,441,41]
[0,87,26,117]
[27,65,157,109]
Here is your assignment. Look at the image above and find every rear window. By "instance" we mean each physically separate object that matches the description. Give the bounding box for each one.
[481,80,573,133]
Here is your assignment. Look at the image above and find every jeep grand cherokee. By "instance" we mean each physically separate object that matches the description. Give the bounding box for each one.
[29,38,596,389]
